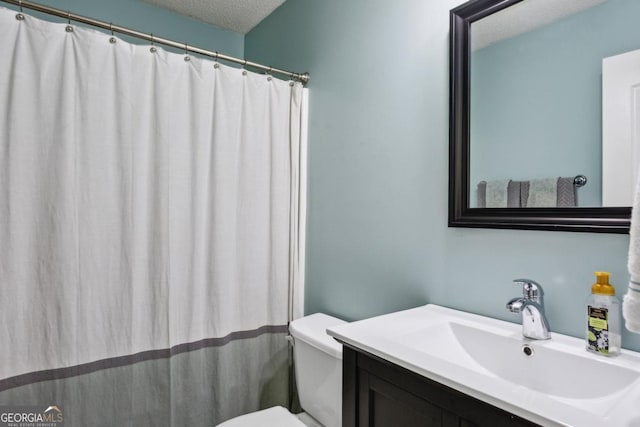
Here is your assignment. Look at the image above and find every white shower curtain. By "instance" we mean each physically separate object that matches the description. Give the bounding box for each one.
[0,6,306,426]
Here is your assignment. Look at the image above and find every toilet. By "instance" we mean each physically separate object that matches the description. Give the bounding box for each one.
[217,313,346,427]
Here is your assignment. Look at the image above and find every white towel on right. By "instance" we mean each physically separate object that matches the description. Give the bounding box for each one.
[623,284,640,333]
[624,161,640,333]
[527,177,558,207]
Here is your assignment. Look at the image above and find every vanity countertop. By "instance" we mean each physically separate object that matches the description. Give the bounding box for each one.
[327,304,640,427]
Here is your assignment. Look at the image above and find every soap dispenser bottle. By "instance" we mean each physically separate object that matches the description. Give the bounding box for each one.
[586,271,621,356]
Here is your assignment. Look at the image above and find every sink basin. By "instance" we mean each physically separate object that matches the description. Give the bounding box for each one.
[404,321,638,399]
[327,304,640,427]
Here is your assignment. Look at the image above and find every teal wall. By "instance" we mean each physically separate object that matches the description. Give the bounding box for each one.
[470,0,640,208]
[2,0,243,57]
[246,0,640,351]
[6,0,639,351]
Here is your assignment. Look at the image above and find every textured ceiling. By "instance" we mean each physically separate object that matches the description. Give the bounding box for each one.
[142,0,286,34]
[472,0,607,51]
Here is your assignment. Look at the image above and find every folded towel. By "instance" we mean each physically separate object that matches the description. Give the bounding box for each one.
[525,177,558,207]
[477,180,520,208]
[477,181,487,208]
[507,181,521,208]
[485,179,510,207]
[520,181,530,206]
[556,177,577,207]
[482,177,577,208]
[624,169,640,333]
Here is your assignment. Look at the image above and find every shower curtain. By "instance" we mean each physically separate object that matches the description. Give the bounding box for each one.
[0,6,306,426]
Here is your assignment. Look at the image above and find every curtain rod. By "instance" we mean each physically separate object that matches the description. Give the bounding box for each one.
[1,0,310,85]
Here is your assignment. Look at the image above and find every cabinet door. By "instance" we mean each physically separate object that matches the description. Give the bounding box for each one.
[343,346,539,427]
[357,368,457,427]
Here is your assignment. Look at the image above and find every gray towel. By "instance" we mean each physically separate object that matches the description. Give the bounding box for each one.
[486,179,510,207]
[479,177,578,208]
[521,181,530,207]
[477,181,487,208]
[507,181,521,208]
[557,177,577,207]
[526,178,558,207]
[478,180,522,208]
[478,180,513,208]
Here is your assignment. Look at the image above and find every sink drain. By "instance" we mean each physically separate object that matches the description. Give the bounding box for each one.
[521,344,534,357]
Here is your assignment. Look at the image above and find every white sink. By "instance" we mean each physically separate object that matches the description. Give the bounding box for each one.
[403,321,639,400]
[327,304,640,427]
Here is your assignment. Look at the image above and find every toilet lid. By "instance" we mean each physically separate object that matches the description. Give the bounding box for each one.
[217,406,306,427]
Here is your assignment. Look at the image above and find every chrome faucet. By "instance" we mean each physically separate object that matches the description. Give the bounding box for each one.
[506,279,551,340]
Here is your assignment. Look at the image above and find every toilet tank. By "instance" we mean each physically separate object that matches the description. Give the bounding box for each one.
[289,313,346,427]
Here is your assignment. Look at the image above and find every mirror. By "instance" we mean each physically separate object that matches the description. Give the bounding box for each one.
[449,0,632,233]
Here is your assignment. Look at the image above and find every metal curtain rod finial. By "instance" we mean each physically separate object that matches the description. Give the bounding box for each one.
[2,0,310,84]
[574,175,587,187]
[298,72,310,85]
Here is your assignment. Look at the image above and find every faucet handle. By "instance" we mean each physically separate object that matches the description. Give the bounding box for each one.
[513,279,544,299]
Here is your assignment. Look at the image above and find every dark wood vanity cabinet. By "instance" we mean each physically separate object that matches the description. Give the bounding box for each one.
[342,346,539,427]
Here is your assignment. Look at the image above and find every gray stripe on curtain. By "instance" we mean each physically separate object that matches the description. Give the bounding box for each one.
[0,330,290,427]
[0,324,287,392]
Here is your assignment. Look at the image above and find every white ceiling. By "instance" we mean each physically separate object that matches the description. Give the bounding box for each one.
[143,0,608,46]
[142,0,286,34]
[472,0,607,51]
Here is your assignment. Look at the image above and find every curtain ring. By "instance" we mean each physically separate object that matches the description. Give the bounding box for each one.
[65,11,73,32]
[213,51,220,69]
[149,34,156,53]
[16,0,25,20]
[184,43,190,62]
[109,23,116,44]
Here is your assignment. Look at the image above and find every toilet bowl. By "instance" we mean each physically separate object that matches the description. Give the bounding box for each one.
[217,313,346,427]
[216,406,306,427]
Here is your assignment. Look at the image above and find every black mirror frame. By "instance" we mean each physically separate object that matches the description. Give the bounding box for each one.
[448,0,631,234]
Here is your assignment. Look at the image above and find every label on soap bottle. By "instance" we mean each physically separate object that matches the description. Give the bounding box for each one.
[587,306,609,354]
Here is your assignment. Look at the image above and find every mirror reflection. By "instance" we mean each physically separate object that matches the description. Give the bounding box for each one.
[469,0,640,208]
